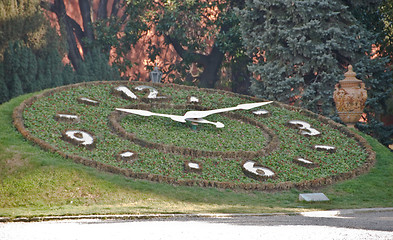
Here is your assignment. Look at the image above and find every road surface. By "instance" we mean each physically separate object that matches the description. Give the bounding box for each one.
[1,208,393,240]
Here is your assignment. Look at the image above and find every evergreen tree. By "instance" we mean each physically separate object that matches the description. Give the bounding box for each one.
[86,48,119,81]
[35,68,46,91]
[0,0,46,59]
[18,44,38,92]
[0,63,9,103]
[46,49,64,87]
[61,64,75,85]
[3,41,40,93]
[240,0,392,114]
[9,73,23,98]
[1,0,69,97]
[240,0,393,145]
[75,61,91,83]
[74,48,120,83]
[355,55,393,146]
[3,42,19,91]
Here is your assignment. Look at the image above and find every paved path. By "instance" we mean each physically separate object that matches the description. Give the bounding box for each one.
[1,208,393,240]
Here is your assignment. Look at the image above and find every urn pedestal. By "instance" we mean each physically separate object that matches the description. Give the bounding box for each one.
[333,65,367,128]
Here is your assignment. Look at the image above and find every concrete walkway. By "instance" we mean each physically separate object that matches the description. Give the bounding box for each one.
[1,208,393,240]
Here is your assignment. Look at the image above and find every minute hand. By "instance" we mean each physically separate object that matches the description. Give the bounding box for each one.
[183,101,273,119]
[115,108,187,123]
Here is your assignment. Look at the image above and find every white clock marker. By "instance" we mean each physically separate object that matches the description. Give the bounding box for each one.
[114,86,138,100]
[62,130,95,149]
[242,160,275,179]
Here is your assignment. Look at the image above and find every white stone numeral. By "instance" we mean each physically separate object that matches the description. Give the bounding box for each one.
[242,160,275,179]
[62,130,95,149]
[184,160,202,173]
[189,96,199,103]
[253,109,270,116]
[77,97,100,106]
[54,113,80,123]
[65,130,94,145]
[134,85,167,99]
[114,86,138,99]
[113,85,167,100]
[293,157,318,168]
[188,162,200,169]
[314,145,336,153]
[288,120,321,137]
[117,150,137,163]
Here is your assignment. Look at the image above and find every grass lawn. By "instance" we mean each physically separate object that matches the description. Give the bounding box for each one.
[1,93,392,219]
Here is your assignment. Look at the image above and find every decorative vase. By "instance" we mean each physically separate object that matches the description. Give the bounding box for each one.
[333,65,367,128]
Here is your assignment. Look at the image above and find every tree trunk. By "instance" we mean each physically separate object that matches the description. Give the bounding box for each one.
[78,0,94,54]
[41,0,102,70]
[198,46,225,88]
[165,33,225,89]
[51,0,83,70]
[97,0,108,19]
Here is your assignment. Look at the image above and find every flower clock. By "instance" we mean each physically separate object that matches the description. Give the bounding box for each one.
[13,81,375,191]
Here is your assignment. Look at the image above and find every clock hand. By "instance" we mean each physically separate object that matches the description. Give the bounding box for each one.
[183,101,273,119]
[185,118,225,128]
[116,108,225,128]
[116,101,272,128]
[115,108,187,123]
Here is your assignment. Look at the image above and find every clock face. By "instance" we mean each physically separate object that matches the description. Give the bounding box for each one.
[15,81,374,191]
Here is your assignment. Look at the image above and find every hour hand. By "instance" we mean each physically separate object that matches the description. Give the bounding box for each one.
[186,118,225,128]
[115,108,187,123]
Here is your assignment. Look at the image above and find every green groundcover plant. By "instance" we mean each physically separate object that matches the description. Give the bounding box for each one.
[16,81,373,191]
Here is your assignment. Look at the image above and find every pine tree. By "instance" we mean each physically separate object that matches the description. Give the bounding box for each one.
[3,41,40,95]
[240,0,393,145]
[75,61,91,83]
[74,48,120,83]
[240,0,392,115]
[9,72,23,98]
[3,42,20,91]
[46,49,63,87]
[35,58,47,90]
[0,0,48,58]
[0,63,9,103]
[18,44,38,92]
[1,0,69,97]
[61,64,75,85]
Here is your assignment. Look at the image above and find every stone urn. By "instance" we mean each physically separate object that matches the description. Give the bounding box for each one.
[333,65,367,128]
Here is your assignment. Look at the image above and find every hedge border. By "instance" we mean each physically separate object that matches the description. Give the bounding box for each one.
[12,81,376,191]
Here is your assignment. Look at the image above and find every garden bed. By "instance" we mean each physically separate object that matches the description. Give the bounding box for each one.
[13,81,375,191]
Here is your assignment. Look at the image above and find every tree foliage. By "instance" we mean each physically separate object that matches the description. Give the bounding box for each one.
[40,0,123,73]
[377,0,393,61]
[37,0,251,92]
[0,63,8,103]
[110,0,250,92]
[0,0,50,59]
[239,0,393,145]
[0,0,120,104]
